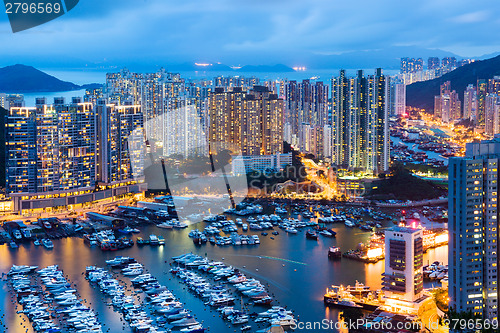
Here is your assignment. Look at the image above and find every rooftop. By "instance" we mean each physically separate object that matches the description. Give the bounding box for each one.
[388,226,421,234]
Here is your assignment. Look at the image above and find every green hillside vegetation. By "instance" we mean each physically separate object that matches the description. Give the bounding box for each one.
[366,164,447,201]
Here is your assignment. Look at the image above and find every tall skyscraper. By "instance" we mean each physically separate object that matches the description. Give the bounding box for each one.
[485,94,500,136]
[449,137,500,320]
[392,81,406,116]
[331,70,349,167]
[463,84,477,120]
[331,69,389,174]
[6,106,36,194]
[477,79,488,126]
[283,79,329,155]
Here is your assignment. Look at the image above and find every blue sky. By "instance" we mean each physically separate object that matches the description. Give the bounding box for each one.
[1,0,500,68]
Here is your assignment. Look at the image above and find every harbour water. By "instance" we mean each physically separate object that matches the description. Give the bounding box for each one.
[391,136,448,165]
[0,213,447,333]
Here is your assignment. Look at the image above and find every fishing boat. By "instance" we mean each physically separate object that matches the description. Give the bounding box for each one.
[328,247,342,259]
[149,235,159,246]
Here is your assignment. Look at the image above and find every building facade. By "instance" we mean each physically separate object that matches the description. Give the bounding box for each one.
[231,153,292,174]
[449,137,500,320]
[332,69,390,174]
[382,226,424,313]
[5,97,147,214]
[208,86,283,156]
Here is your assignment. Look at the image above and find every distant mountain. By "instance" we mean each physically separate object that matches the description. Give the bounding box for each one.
[236,64,295,72]
[406,55,500,111]
[166,62,294,73]
[0,64,82,93]
[301,46,460,70]
[168,62,233,72]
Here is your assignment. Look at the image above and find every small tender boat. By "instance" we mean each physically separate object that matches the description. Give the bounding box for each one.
[136,237,149,245]
[42,239,54,249]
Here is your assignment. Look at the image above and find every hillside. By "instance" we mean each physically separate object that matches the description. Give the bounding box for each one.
[406,54,500,111]
[365,165,446,201]
[0,64,80,93]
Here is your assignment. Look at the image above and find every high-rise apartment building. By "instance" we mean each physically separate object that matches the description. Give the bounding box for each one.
[428,57,440,70]
[7,98,95,195]
[5,97,147,213]
[477,79,488,126]
[208,86,283,156]
[392,81,406,116]
[463,84,477,120]
[96,100,145,185]
[283,79,329,156]
[400,58,423,74]
[214,76,259,89]
[331,69,389,174]
[485,94,500,136]
[0,94,24,109]
[442,57,457,69]
[163,95,208,158]
[489,76,500,95]
[449,137,500,320]
[106,68,185,146]
[434,81,461,123]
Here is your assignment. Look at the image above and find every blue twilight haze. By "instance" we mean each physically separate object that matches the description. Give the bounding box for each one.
[1,0,500,69]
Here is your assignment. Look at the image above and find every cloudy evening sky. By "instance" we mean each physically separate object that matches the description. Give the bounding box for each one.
[1,0,500,69]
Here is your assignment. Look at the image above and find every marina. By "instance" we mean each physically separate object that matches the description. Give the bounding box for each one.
[0,201,448,332]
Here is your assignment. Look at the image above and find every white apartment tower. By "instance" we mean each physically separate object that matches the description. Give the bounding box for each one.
[382,226,424,305]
